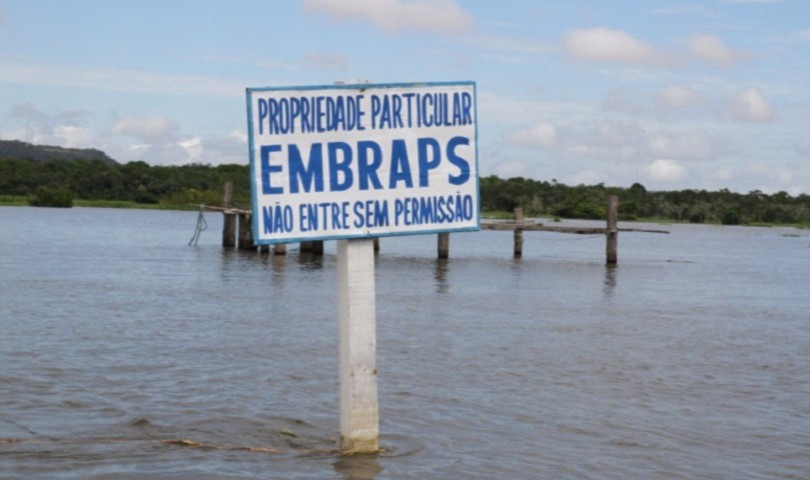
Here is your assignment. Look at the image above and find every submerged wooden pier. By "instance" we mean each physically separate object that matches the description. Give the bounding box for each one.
[204,182,668,264]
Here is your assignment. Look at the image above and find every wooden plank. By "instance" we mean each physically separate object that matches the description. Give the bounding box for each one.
[618,227,669,234]
[194,204,251,215]
[481,222,603,234]
[480,222,669,235]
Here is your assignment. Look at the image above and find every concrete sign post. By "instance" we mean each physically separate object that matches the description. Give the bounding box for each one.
[337,237,379,453]
[246,81,478,453]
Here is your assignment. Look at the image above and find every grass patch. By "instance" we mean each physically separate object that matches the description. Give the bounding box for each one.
[0,196,193,211]
[481,210,518,220]
[742,221,810,230]
[0,195,29,206]
[74,199,195,210]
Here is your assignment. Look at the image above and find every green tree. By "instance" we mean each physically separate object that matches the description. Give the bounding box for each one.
[29,186,73,208]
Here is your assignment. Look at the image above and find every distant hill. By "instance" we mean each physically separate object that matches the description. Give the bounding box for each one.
[0,139,118,165]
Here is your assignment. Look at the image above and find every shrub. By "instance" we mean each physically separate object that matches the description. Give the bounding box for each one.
[721,209,741,225]
[29,186,73,208]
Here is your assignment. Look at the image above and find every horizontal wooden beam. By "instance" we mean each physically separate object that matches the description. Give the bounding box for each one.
[480,221,668,235]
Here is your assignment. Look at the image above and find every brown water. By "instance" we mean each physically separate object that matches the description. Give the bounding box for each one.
[1,206,809,479]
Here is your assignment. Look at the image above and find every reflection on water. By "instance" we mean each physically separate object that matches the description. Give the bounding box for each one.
[333,454,383,480]
[602,264,617,297]
[298,250,327,271]
[433,259,449,294]
[1,207,810,479]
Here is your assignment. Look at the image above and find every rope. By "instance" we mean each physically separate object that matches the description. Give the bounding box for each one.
[188,204,208,246]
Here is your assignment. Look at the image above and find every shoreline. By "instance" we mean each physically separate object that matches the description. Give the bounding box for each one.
[2,198,807,229]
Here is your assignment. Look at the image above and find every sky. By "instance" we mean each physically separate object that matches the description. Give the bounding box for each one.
[1,0,809,194]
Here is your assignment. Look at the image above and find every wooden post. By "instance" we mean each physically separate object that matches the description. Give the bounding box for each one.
[238,213,253,250]
[437,232,450,259]
[513,207,524,257]
[606,195,618,265]
[222,182,236,248]
[300,240,324,255]
[312,240,324,255]
[337,239,379,454]
[273,244,286,255]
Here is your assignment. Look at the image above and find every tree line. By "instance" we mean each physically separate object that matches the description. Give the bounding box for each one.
[1,157,809,225]
[480,175,810,225]
[0,158,252,208]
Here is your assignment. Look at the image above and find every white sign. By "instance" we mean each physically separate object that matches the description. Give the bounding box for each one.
[246,81,479,245]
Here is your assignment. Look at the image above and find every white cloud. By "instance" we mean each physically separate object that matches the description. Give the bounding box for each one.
[109,116,194,164]
[2,100,248,166]
[492,159,529,178]
[123,142,190,166]
[113,130,248,166]
[562,28,660,65]
[571,170,598,185]
[477,89,596,127]
[9,102,92,129]
[301,0,474,34]
[229,129,248,144]
[54,126,95,148]
[563,144,605,158]
[645,159,686,182]
[550,119,645,162]
[602,87,642,114]
[4,102,100,147]
[195,131,250,165]
[113,116,178,142]
[594,120,644,146]
[503,122,557,148]
[688,34,748,67]
[711,168,735,181]
[178,137,203,162]
[0,60,244,97]
[730,87,774,122]
[656,85,702,109]
[648,132,720,160]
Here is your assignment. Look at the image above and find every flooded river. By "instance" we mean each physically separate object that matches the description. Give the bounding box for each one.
[1,206,808,479]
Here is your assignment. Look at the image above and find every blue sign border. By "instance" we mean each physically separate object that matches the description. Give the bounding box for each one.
[245,81,479,245]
